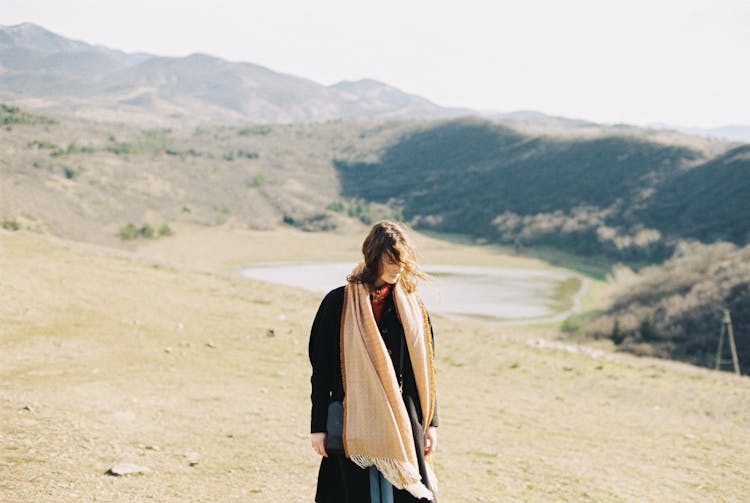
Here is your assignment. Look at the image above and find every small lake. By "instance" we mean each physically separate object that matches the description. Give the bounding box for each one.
[240,262,585,323]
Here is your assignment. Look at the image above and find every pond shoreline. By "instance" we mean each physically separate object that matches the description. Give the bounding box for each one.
[240,261,589,325]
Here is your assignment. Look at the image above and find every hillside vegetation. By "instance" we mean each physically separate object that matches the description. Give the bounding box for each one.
[336,118,748,263]
[578,241,750,373]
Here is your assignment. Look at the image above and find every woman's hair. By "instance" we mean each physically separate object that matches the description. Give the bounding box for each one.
[348,220,427,293]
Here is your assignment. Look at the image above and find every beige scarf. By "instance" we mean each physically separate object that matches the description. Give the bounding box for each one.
[340,274,438,499]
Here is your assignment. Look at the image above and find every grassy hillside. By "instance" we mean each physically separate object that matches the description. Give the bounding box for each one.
[2,228,750,502]
[336,118,747,263]
[0,106,415,246]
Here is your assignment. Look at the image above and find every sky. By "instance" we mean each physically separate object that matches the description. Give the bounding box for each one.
[3,0,750,128]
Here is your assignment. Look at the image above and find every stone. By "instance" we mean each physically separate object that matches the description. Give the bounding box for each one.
[105,463,150,476]
[185,451,200,467]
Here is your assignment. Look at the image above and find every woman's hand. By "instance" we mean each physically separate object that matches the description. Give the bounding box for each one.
[424,426,438,455]
[311,432,328,457]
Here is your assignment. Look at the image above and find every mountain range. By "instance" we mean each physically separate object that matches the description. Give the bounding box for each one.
[0,23,469,126]
[2,22,748,142]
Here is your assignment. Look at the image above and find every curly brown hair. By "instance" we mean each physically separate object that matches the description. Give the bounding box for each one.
[348,220,428,293]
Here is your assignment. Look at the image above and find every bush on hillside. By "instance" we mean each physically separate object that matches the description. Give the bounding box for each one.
[326,201,345,213]
[492,208,668,261]
[107,140,136,156]
[346,199,402,225]
[65,142,96,154]
[1,104,57,125]
[139,224,155,239]
[2,219,20,231]
[28,140,64,157]
[106,130,174,157]
[158,224,173,237]
[237,126,271,136]
[585,241,750,373]
[224,149,259,161]
[119,223,173,241]
[119,223,139,240]
[62,166,78,179]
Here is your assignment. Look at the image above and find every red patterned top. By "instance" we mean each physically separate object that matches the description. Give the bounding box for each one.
[371,283,393,325]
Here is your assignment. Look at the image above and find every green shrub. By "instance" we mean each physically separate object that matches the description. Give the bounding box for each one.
[224,149,259,161]
[139,224,155,239]
[326,201,345,213]
[237,126,271,136]
[639,315,658,341]
[2,219,20,231]
[561,313,586,334]
[611,319,625,344]
[65,141,96,155]
[120,222,172,240]
[251,173,266,187]
[345,199,402,225]
[28,140,67,157]
[1,104,56,125]
[28,139,59,151]
[119,223,139,240]
[62,166,77,179]
[236,149,259,159]
[107,141,135,156]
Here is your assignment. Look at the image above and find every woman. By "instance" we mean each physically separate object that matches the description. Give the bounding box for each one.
[309,221,439,502]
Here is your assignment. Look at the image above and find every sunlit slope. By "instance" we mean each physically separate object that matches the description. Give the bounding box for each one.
[0,107,410,245]
[2,229,749,502]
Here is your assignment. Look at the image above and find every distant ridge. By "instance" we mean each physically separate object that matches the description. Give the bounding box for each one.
[1,23,747,138]
[649,122,750,143]
[0,23,467,125]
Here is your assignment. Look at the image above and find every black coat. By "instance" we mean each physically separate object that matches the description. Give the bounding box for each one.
[309,286,439,503]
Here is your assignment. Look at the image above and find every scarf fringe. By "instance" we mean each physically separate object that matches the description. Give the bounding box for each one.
[350,455,434,501]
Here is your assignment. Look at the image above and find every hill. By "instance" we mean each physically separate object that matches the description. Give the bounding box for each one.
[2,228,749,502]
[0,23,467,126]
[335,118,749,263]
[0,105,405,245]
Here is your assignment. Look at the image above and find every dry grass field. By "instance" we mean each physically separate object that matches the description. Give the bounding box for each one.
[2,226,749,502]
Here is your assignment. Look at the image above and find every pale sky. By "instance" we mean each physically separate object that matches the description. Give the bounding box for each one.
[4,0,750,128]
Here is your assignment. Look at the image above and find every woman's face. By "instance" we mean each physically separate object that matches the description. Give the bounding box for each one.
[378,255,404,285]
